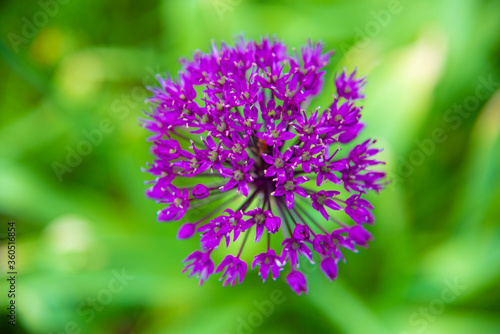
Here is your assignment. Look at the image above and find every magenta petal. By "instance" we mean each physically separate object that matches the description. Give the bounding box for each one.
[316,173,324,186]
[277,169,286,183]
[320,257,338,281]
[294,176,309,185]
[280,131,296,140]
[261,153,274,164]
[283,149,293,161]
[239,180,249,197]
[222,178,237,191]
[285,191,295,209]
[294,186,307,197]
[273,186,285,196]
[266,166,277,176]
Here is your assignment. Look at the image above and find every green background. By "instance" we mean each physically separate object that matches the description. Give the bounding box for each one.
[1,0,500,333]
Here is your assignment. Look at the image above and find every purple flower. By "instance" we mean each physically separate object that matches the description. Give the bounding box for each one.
[220,159,255,196]
[286,270,308,296]
[281,225,314,268]
[345,195,374,224]
[348,224,373,248]
[216,255,247,287]
[244,208,280,242]
[311,190,341,220]
[316,148,346,187]
[255,121,295,147]
[292,224,310,240]
[293,110,329,143]
[272,173,309,209]
[313,232,345,262]
[157,188,189,221]
[143,37,386,294]
[335,68,366,101]
[192,135,228,174]
[252,249,282,282]
[261,146,293,183]
[198,209,244,250]
[222,133,250,162]
[182,251,214,286]
[320,98,364,144]
[290,143,323,174]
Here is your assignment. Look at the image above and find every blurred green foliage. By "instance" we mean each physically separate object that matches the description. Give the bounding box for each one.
[1,0,500,333]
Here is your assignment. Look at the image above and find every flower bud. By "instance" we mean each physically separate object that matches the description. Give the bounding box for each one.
[177,223,197,239]
[192,184,209,199]
[320,257,338,281]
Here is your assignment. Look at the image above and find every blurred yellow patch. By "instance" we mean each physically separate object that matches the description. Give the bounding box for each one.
[55,51,104,102]
[29,27,66,66]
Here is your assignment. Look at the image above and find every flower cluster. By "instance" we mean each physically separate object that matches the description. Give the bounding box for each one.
[142,37,385,295]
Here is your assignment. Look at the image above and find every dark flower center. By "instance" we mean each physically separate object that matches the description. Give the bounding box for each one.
[232,143,242,153]
[317,195,326,205]
[234,170,244,181]
[274,158,284,168]
[209,151,218,162]
[255,214,265,225]
[190,158,198,169]
[284,180,295,191]
[303,124,314,134]
[217,122,226,132]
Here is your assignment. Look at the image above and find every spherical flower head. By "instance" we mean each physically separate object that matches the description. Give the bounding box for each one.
[142,36,386,295]
[335,68,366,100]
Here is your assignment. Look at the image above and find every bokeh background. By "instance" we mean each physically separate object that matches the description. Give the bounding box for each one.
[1,0,500,333]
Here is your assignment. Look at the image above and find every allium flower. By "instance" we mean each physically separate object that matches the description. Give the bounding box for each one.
[142,37,386,295]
